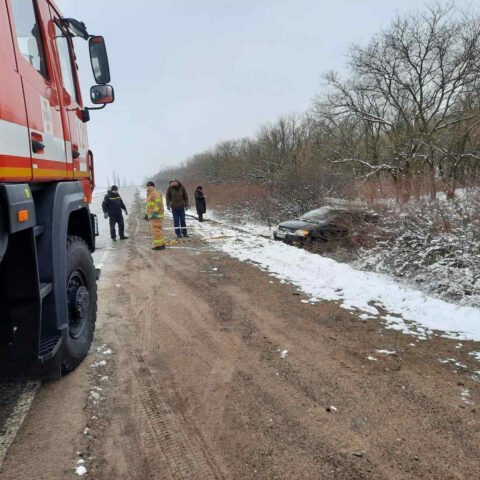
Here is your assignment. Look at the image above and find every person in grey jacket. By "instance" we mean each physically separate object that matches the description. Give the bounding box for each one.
[166,179,189,238]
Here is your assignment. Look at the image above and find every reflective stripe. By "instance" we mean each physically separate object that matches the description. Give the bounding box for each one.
[0,167,31,177]
[33,168,69,178]
[154,198,162,202]
[0,119,31,157]
[0,119,67,163]
[66,142,73,163]
[31,130,66,162]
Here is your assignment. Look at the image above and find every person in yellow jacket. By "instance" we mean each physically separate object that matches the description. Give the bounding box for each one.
[145,181,166,250]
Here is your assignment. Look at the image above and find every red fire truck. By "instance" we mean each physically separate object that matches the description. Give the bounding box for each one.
[0,0,114,374]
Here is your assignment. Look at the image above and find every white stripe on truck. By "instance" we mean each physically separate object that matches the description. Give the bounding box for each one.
[0,119,31,158]
[0,119,71,163]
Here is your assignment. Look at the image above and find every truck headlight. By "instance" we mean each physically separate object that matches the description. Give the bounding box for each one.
[293,229,310,237]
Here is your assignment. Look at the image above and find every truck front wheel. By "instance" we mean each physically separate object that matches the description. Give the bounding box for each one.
[62,235,97,373]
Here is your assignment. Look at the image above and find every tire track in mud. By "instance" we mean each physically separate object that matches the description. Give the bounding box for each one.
[108,202,221,479]
[0,380,40,468]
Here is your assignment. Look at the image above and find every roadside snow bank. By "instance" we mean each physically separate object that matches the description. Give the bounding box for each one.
[357,191,480,307]
[195,220,480,341]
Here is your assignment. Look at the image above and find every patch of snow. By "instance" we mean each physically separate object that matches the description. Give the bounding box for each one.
[438,358,467,369]
[90,360,107,368]
[89,391,101,401]
[375,349,396,355]
[367,356,378,361]
[469,352,480,362]
[461,389,473,405]
[75,465,87,476]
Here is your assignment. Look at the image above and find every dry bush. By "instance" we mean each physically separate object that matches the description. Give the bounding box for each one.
[182,182,267,210]
[357,186,480,305]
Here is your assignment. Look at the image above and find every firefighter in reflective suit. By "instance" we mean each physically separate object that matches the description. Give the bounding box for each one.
[145,181,166,250]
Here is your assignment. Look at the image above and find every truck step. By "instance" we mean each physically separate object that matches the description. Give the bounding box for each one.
[39,282,52,300]
[38,335,63,363]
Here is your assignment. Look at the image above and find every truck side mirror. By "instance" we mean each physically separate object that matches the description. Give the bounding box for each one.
[90,85,115,104]
[89,36,110,84]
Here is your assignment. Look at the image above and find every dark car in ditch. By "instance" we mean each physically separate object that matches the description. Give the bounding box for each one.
[273,206,378,245]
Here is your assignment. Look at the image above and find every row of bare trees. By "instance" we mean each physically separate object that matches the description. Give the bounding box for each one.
[158,4,480,212]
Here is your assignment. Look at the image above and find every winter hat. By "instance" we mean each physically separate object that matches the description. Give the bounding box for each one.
[111,185,118,191]
[146,181,155,187]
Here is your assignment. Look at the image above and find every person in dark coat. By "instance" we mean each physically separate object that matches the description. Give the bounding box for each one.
[194,186,206,222]
[166,179,189,238]
[102,185,128,241]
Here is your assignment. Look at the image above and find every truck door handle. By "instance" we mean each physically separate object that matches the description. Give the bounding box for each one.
[32,140,45,153]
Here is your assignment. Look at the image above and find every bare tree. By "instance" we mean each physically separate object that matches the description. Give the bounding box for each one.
[315,3,480,196]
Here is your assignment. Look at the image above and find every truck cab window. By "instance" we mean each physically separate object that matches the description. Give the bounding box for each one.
[54,24,78,102]
[10,0,48,78]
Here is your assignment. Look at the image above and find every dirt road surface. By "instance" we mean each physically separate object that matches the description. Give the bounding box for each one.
[1,196,479,479]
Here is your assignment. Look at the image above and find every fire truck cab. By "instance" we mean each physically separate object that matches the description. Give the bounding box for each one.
[0,0,114,374]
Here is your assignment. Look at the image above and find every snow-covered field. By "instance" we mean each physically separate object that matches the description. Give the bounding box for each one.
[192,217,480,342]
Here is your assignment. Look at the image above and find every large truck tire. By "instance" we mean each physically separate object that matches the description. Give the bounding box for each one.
[62,235,97,373]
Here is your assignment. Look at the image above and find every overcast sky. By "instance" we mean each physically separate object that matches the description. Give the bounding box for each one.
[56,0,474,186]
